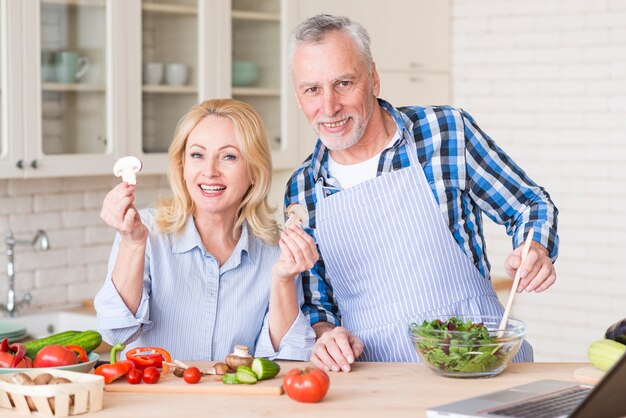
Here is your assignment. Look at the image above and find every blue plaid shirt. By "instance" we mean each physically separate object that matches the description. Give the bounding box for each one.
[285,99,559,327]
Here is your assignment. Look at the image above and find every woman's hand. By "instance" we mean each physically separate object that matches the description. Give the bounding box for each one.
[100,183,148,244]
[272,225,319,283]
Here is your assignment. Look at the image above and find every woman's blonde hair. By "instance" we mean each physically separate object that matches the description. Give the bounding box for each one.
[155,98,279,245]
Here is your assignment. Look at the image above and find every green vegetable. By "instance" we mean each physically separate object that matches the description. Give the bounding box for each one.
[251,358,280,380]
[410,317,508,373]
[64,330,102,353]
[24,330,102,360]
[588,339,626,372]
[235,365,258,384]
[222,373,239,384]
[24,330,81,359]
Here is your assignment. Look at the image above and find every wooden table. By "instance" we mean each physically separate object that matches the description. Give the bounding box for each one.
[2,362,588,417]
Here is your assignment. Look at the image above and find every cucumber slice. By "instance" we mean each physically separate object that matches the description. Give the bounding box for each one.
[235,365,258,384]
[222,373,239,385]
[251,358,280,380]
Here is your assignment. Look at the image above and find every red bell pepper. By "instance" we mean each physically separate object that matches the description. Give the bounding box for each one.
[65,345,89,363]
[95,343,134,384]
[126,347,171,374]
[1,338,28,368]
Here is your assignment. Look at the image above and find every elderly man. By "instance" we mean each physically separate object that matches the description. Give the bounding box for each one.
[285,14,558,372]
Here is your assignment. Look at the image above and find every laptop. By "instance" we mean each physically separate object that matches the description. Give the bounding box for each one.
[426,351,626,418]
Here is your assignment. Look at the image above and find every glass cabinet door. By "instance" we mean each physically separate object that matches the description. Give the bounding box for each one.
[231,0,281,151]
[141,0,198,153]
[40,0,107,155]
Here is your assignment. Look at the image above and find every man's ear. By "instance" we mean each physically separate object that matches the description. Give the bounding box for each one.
[372,62,381,98]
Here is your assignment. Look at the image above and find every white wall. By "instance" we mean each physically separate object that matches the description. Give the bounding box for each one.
[451,0,626,360]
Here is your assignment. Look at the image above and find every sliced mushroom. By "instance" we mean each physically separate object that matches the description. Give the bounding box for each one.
[285,204,308,228]
[113,156,143,185]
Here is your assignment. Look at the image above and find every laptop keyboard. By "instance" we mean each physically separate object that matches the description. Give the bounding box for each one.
[487,386,592,418]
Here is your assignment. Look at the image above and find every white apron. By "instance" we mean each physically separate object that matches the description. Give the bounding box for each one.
[314,132,533,362]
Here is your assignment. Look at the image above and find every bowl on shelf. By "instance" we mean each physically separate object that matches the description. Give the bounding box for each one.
[409,315,525,378]
[0,352,99,375]
[232,61,259,87]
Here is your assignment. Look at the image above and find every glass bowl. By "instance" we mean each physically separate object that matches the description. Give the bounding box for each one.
[0,352,99,374]
[409,315,525,378]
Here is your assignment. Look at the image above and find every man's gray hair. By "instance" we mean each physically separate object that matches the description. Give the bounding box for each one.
[287,14,374,75]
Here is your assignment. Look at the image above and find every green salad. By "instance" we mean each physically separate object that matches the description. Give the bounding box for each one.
[410,317,507,373]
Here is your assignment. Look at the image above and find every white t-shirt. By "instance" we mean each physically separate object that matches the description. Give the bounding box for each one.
[328,131,400,189]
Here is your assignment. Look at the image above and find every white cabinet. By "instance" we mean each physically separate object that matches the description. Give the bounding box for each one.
[0,0,302,179]
[296,0,450,106]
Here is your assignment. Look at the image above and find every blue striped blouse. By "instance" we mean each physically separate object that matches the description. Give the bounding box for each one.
[94,209,315,361]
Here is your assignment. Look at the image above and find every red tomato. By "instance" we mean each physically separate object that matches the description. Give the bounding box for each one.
[126,368,143,384]
[34,345,78,368]
[183,367,202,384]
[142,366,160,384]
[283,367,330,403]
[0,352,33,368]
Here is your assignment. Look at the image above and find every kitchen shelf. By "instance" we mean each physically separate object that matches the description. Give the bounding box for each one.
[42,82,106,92]
[232,87,280,97]
[142,2,197,15]
[42,0,105,7]
[142,85,197,94]
[232,10,280,22]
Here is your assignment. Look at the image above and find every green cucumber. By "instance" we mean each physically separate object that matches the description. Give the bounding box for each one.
[24,330,81,359]
[222,373,239,384]
[235,365,258,384]
[588,339,626,372]
[251,358,280,380]
[65,330,102,353]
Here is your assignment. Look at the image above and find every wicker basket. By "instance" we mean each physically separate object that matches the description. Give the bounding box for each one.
[0,369,104,417]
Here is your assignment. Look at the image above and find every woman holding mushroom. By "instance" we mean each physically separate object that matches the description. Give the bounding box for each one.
[95,98,317,361]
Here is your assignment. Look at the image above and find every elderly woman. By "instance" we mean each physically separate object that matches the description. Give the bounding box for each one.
[95,98,317,361]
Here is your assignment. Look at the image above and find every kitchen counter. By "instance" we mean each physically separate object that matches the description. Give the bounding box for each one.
[1,361,591,417]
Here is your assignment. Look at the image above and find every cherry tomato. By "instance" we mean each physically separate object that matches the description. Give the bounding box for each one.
[183,367,202,384]
[283,367,330,403]
[142,366,160,384]
[34,345,78,368]
[126,368,143,384]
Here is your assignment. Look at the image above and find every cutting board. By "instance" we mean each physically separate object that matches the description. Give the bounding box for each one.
[573,366,604,385]
[104,361,284,396]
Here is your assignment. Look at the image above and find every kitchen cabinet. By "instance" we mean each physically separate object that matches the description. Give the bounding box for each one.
[296,0,450,106]
[0,0,303,179]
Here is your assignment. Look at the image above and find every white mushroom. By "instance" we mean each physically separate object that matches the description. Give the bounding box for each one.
[113,156,143,185]
[285,204,308,228]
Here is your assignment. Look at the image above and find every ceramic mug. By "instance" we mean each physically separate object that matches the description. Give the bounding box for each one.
[165,63,189,86]
[55,51,90,83]
[143,62,164,85]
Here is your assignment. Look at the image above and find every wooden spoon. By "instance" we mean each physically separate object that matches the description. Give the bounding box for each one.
[498,230,534,333]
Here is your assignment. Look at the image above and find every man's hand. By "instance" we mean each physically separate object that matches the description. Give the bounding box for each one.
[504,240,556,292]
[310,323,364,372]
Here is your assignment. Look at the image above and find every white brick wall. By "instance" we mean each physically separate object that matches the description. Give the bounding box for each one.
[453,0,626,360]
[0,175,169,314]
